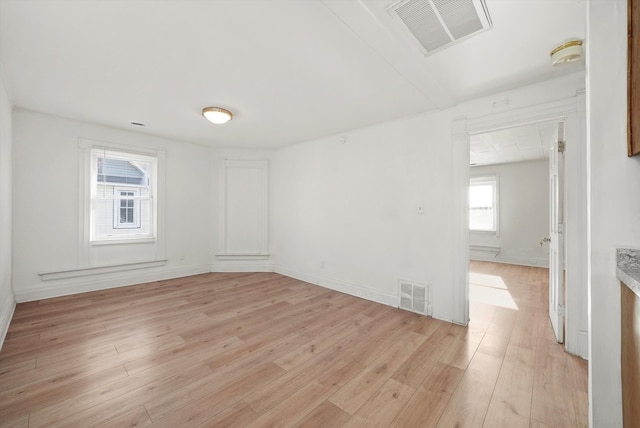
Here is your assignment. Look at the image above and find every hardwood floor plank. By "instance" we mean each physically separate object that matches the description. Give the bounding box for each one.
[195,400,259,428]
[342,378,415,427]
[293,401,351,428]
[273,312,372,371]
[435,352,503,428]
[0,412,30,428]
[328,330,426,415]
[391,322,453,389]
[392,389,450,428]
[244,381,337,428]
[27,364,213,428]
[482,344,535,427]
[0,265,588,428]
[146,363,285,427]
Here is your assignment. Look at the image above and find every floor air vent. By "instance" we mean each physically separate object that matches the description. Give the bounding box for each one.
[399,280,431,316]
[386,0,492,56]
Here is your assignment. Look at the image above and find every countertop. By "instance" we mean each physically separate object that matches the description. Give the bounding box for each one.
[617,248,640,297]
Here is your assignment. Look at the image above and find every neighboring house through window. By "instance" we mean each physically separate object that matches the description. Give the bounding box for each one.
[91,148,156,242]
[469,175,498,233]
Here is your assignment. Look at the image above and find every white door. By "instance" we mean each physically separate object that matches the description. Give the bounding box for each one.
[549,122,565,343]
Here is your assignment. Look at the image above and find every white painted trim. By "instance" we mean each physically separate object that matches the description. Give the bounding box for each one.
[275,265,398,308]
[0,297,16,351]
[465,96,577,135]
[38,259,168,281]
[452,117,471,326]
[563,90,589,360]
[77,139,167,264]
[576,329,589,360]
[15,264,211,302]
[457,92,587,345]
[211,262,275,272]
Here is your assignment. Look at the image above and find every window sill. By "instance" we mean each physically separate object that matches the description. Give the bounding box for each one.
[91,237,156,246]
[470,230,499,236]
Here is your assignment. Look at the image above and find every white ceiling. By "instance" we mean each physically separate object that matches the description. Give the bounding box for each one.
[0,0,586,149]
[470,120,559,166]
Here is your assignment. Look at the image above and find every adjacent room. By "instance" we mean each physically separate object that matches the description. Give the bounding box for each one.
[0,0,637,427]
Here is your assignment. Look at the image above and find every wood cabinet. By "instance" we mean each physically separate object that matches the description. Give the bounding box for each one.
[621,282,640,427]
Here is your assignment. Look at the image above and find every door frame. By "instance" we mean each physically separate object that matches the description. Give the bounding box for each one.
[451,91,588,358]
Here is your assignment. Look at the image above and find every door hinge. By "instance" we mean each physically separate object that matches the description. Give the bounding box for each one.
[558,304,566,317]
[558,141,566,153]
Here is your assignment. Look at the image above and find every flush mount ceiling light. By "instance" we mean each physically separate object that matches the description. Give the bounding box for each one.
[202,107,233,124]
[550,39,584,66]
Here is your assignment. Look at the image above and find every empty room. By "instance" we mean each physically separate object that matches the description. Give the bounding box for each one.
[0,0,637,427]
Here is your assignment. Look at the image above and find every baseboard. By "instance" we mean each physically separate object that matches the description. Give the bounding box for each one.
[275,266,398,308]
[0,295,16,351]
[14,264,212,302]
[577,328,589,360]
[211,261,275,273]
[470,252,549,268]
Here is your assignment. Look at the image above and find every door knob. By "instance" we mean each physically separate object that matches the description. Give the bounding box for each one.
[539,237,551,246]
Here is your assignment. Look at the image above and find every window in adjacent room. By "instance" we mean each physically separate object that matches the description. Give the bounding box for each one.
[91,148,156,242]
[469,175,498,233]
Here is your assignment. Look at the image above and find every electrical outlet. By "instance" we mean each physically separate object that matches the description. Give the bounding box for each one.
[417,204,424,214]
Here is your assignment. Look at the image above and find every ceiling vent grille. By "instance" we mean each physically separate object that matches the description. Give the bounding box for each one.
[386,0,492,56]
[399,280,431,316]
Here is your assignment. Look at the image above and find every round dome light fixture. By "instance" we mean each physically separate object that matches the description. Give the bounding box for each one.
[550,39,584,66]
[202,107,233,124]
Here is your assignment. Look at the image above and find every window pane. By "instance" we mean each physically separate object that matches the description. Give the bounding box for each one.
[91,148,155,239]
[469,180,496,231]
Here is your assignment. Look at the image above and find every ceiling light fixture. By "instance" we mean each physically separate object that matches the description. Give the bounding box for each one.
[202,106,233,124]
[550,39,584,66]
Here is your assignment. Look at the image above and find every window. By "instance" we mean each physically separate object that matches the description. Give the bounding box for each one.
[469,175,498,233]
[91,148,156,242]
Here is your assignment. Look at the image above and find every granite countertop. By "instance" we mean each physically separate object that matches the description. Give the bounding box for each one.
[617,248,640,297]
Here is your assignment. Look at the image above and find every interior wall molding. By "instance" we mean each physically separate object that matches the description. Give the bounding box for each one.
[38,259,168,281]
[465,95,578,135]
[16,263,211,303]
[217,159,269,260]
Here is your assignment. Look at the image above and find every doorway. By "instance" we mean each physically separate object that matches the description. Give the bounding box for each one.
[467,120,563,338]
[451,93,588,358]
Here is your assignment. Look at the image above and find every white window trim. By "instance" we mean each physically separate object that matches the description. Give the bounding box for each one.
[469,174,499,236]
[78,140,166,263]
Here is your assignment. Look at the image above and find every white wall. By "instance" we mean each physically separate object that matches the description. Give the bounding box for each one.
[273,109,457,318]
[586,0,637,425]
[12,110,215,301]
[273,73,585,324]
[470,159,549,267]
[0,74,14,349]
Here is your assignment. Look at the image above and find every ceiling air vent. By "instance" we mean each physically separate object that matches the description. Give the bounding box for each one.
[386,0,492,56]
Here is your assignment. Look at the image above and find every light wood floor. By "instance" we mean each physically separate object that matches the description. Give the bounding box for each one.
[0,262,587,427]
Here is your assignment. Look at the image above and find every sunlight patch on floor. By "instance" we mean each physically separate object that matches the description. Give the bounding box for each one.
[469,272,518,310]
